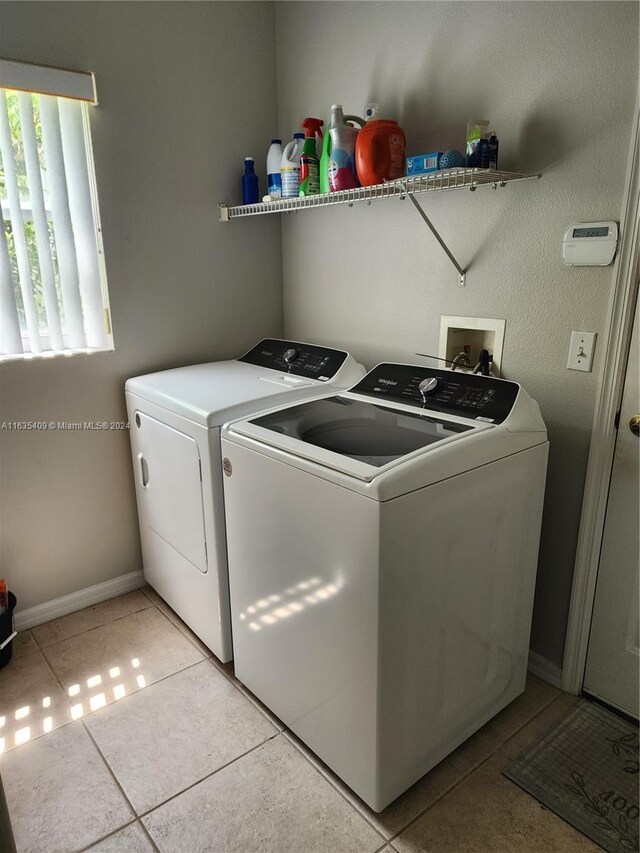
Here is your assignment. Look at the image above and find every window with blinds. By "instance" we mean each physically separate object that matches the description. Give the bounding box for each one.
[0,59,112,361]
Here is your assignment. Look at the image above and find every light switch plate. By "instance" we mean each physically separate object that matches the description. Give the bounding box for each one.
[567,331,597,372]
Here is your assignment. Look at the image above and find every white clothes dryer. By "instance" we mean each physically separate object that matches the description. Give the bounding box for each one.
[125,339,364,663]
[221,362,549,810]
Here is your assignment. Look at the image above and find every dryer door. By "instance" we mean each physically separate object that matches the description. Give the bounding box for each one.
[133,412,208,573]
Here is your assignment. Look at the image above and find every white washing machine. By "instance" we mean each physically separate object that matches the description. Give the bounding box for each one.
[125,339,364,663]
[221,362,549,810]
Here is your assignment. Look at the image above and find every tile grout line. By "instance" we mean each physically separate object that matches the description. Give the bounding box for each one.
[281,730,388,847]
[136,817,162,853]
[135,594,282,728]
[208,664,287,732]
[37,592,212,688]
[75,818,138,853]
[81,720,160,851]
[136,729,282,821]
[383,691,568,848]
[140,588,289,733]
[141,588,216,661]
[140,589,240,679]
[32,598,154,651]
[29,627,43,651]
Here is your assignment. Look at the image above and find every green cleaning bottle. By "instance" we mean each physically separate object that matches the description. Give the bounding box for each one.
[298,117,323,197]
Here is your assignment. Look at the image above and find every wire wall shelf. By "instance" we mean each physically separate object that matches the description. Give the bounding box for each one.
[218,169,541,222]
[218,168,541,287]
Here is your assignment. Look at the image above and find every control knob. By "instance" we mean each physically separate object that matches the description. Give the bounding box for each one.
[419,377,438,402]
[283,348,299,365]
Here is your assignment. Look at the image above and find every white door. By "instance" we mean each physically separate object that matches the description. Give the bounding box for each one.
[584,287,639,719]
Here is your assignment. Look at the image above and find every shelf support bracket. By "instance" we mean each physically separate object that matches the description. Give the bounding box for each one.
[219,203,230,223]
[405,191,466,287]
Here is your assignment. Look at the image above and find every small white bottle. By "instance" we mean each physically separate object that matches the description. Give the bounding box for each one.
[280,133,305,198]
[267,139,283,198]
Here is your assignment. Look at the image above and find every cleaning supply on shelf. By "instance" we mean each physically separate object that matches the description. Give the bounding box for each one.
[266,139,283,198]
[298,117,324,197]
[406,152,440,176]
[466,120,490,167]
[241,157,259,205]
[320,105,365,193]
[319,120,332,194]
[281,132,305,198]
[328,106,365,192]
[406,149,466,176]
[355,117,406,186]
[479,133,499,170]
[438,149,466,169]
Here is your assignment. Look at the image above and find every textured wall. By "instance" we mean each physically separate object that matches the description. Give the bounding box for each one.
[0,2,283,609]
[275,1,638,666]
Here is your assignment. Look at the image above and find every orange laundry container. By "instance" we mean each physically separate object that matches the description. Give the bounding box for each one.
[355,120,406,187]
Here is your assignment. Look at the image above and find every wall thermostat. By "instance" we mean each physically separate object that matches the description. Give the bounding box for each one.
[562,221,618,266]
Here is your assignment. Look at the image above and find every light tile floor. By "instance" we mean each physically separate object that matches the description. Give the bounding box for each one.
[0,590,601,853]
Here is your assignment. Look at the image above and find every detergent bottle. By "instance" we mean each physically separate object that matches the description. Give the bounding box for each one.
[280,132,305,198]
[355,113,406,187]
[298,118,324,197]
[266,139,283,198]
[320,105,365,193]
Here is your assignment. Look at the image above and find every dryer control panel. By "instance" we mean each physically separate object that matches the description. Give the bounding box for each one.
[240,339,348,381]
[352,364,519,424]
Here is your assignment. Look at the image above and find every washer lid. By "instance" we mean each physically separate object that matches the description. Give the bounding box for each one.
[229,394,485,481]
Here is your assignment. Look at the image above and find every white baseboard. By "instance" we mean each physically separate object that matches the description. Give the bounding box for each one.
[528,650,563,688]
[14,571,146,631]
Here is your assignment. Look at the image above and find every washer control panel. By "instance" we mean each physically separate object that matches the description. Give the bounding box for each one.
[240,339,348,381]
[352,364,519,423]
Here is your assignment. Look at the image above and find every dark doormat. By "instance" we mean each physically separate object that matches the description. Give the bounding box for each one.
[504,699,639,852]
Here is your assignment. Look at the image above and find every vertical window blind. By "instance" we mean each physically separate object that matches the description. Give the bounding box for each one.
[0,59,112,360]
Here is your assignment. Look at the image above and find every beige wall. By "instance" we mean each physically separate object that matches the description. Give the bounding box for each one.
[0,2,283,609]
[275,1,638,666]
